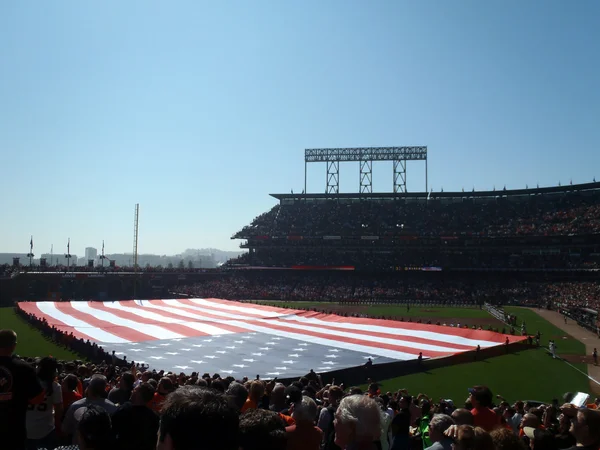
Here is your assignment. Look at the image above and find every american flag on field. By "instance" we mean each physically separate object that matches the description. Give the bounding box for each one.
[18,299,524,378]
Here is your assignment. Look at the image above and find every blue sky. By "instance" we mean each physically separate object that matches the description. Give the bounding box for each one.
[1,1,599,255]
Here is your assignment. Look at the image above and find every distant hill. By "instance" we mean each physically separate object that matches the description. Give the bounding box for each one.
[180,248,246,264]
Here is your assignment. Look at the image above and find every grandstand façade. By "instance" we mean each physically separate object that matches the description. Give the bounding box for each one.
[231,181,600,272]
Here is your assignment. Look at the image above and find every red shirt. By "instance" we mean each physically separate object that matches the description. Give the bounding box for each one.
[285,423,323,450]
[471,407,501,432]
[63,390,83,411]
[150,392,167,413]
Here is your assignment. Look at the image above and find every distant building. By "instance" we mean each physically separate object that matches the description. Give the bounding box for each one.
[85,247,98,261]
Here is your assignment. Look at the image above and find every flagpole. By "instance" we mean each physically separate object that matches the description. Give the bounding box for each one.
[27,235,34,268]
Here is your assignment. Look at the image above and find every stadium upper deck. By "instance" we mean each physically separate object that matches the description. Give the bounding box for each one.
[232,182,600,271]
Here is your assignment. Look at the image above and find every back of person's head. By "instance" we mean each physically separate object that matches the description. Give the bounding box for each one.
[227,382,249,411]
[0,329,17,352]
[120,372,135,391]
[249,380,264,401]
[37,356,58,394]
[88,374,108,398]
[337,395,383,443]
[328,386,344,404]
[158,377,174,394]
[523,427,556,450]
[77,404,113,450]
[158,386,239,450]
[573,408,600,446]
[490,427,527,450]
[469,386,493,408]
[452,408,474,426]
[65,374,79,392]
[428,414,455,439]
[239,408,286,450]
[133,382,155,404]
[292,396,317,423]
[454,425,493,450]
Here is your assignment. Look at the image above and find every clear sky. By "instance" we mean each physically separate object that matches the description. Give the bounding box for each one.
[1,1,599,255]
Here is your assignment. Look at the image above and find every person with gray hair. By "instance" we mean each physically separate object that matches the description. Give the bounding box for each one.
[286,396,322,450]
[270,383,287,413]
[334,395,384,450]
[227,381,249,412]
[425,414,455,450]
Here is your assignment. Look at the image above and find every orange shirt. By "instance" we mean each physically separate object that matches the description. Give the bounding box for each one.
[241,398,258,413]
[279,413,295,426]
[285,424,322,450]
[150,392,167,413]
[471,407,501,432]
[63,390,83,410]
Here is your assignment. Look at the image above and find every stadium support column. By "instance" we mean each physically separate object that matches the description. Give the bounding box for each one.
[393,160,407,193]
[327,161,339,195]
[360,160,373,194]
[304,160,307,195]
[426,158,428,193]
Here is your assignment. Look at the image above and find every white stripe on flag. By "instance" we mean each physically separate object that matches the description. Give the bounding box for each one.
[163,300,417,360]
[103,301,235,336]
[169,300,491,349]
[161,300,465,353]
[188,298,283,318]
[69,302,184,340]
[35,302,129,343]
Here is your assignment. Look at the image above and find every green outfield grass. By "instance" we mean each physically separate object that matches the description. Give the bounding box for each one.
[259,301,493,320]
[0,304,590,402]
[364,347,590,404]
[0,308,81,360]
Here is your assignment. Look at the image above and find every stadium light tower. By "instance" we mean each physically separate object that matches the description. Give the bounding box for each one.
[99,240,108,268]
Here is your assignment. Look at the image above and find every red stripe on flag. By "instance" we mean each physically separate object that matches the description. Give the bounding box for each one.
[202,298,303,315]
[53,302,154,342]
[18,303,98,342]
[171,300,456,358]
[85,302,201,338]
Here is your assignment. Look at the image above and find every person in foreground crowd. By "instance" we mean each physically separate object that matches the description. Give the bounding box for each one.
[157,385,239,450]
[239,408,287,450]
[334,395,383,450]
[285,395,322,450]
[26,356,63,450]
[425,414,455,450]
[0,329,45,450]
[62,374,118,441]
[55,404,114,450]
[111,382,159,450]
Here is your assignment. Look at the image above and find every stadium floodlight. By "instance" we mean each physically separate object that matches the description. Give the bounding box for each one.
[304,147,427,195]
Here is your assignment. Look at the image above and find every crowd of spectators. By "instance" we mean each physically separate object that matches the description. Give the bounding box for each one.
[234,192,600,239]
[178,274,599,310]
[1,328,599,450]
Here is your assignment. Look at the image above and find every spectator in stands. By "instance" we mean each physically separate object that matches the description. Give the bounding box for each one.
[334,395,383,450]
[318,385,344,450]
[523,427,557,450]
[150,376,174,413]
[425,414,455,450]
[239,408,287,450]
[451,408,474,426]
[391,395,412,450]
[450,425,494,450]
[242,380,265,413]
[270,383,288,413]
[26,356,63,450]
[562,406,600,450]
[157,385,239,450]
[62,374,83,411]
[56,404,114,450]
[489,428,526,450]
[111,382,159,450]
[108,371,134,406]
[0,329,44,450]
[227,381,250,412]
[62,374,117,441]
[286,395,322,450]
[468,385,501,432]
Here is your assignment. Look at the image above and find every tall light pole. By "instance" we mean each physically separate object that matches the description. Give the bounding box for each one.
[26,236,34,268]
[99,240,107,268]
[64,238,72,271]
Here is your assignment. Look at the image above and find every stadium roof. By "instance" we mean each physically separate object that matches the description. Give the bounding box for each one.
[270,181,600,200]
